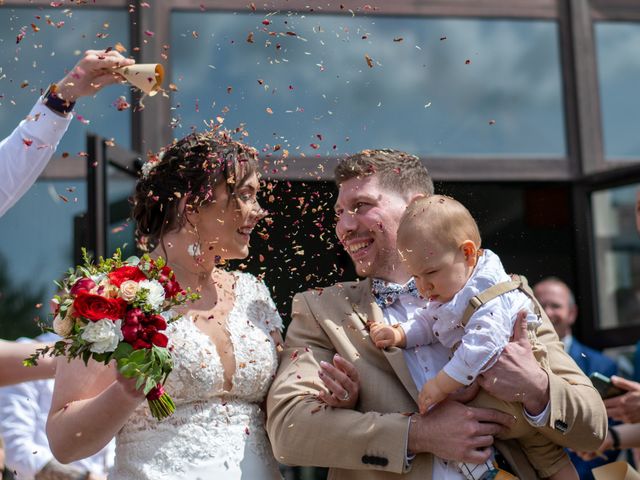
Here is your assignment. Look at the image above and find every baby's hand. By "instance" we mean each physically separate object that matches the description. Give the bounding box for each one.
[369,322,406,349]
[418,378,448,414]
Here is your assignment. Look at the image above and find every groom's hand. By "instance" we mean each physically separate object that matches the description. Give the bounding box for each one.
[407,400,515,463]
[478,311,549,415]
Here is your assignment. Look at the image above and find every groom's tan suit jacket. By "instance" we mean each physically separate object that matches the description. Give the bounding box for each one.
[266,277,607,479]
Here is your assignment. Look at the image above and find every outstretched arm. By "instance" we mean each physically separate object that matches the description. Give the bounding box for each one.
[576,423,640,461]
[0,49,134,217]
[0,340,56,386]
[604,376,640,424]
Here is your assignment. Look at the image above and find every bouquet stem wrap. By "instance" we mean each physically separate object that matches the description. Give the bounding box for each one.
[147,384,175,419]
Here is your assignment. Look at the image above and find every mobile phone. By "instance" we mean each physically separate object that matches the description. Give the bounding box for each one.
[589,372,626,399]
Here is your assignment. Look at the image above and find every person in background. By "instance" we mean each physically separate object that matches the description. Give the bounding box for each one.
[0,333,114,480]
[534,277,619,480]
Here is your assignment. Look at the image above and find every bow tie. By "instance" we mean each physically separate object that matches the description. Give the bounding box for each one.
[371,279,420,309]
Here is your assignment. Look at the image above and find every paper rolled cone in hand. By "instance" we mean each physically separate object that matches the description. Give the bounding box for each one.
[116,64,164,96]
[593,461,640,480]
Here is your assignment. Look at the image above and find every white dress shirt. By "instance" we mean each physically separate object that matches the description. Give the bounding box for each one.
[382,291,466,479]
[0,335,114,480]
[0,99,72,217]
[381,287,550,479]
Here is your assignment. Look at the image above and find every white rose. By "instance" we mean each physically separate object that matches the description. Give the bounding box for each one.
[138,279,166,310]
[81,319,123,354]
[119,280,139,302]
[53,313,74,337]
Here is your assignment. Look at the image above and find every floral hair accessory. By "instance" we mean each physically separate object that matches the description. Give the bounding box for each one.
[25,248,200,420]
[141,150,165,179]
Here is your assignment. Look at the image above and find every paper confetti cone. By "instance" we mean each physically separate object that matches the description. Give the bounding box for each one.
[593,461,640,480]
[117,63,164,96]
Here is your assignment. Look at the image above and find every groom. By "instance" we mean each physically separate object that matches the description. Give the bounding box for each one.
[267,149,607,479]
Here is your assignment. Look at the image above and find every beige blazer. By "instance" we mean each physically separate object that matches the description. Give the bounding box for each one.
[266,277,607,480]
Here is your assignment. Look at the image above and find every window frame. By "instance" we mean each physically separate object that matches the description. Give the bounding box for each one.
[574,163,640,347]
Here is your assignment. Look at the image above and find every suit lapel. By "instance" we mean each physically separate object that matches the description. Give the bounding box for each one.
[350,279,420,405]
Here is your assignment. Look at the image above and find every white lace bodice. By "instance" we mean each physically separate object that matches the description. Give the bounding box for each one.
[110,272,283,480]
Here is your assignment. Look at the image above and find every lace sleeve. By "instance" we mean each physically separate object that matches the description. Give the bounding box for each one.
[246,274,283,333]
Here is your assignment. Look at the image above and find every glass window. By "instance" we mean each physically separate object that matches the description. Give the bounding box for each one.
[171,13,566,159]
[595,22,640,160]
[107,168,137,259]
[0,7,132,154]
[592,183,640,329]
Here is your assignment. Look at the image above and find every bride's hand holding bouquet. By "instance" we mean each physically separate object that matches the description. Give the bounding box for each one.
[26,248,199,419]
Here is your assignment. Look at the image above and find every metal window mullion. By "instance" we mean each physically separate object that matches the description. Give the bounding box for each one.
[134,0,172,153]
[568,0,605,175]
[87,134,108,260]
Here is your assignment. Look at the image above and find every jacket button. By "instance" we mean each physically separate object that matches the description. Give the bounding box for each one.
[554,420,568,433]
[361,455,370,464]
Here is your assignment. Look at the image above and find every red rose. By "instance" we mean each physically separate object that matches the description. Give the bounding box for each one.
[73,292,127,321]
[70,278,96,295]
[108,266,147,287]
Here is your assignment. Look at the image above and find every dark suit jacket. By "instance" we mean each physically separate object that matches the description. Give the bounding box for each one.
[567,337,619,480]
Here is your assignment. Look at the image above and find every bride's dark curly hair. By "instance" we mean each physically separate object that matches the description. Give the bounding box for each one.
[132,130,259,253]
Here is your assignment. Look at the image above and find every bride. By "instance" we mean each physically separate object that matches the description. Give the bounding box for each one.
[47,131,290,479]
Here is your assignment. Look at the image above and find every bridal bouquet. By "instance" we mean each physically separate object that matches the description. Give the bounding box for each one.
[25,248,199,420]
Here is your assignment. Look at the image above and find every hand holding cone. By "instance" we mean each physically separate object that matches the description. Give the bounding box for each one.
[116,63,164,96]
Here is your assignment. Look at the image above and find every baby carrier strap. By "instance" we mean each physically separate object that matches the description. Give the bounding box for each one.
[460,275,542,327]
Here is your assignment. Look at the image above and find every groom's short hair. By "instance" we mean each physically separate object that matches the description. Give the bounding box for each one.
[334,149,434,198]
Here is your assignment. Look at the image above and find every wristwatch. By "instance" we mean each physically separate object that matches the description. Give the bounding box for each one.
[42,84,75,115]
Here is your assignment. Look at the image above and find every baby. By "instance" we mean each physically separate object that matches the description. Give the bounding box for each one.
[369,195,577,480]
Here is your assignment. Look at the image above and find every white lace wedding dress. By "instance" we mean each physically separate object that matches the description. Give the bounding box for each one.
[109,272,283,479]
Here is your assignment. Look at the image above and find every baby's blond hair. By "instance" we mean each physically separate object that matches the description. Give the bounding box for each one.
[398,195,481,251]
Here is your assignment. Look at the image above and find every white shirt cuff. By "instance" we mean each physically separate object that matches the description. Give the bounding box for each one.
[405,416,415,470]
[523,401,550,427]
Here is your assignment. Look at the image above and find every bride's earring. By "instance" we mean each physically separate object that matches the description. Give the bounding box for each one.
[187,242,202,257]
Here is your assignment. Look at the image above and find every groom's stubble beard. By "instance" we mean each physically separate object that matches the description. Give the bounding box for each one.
[352,244,402,280]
